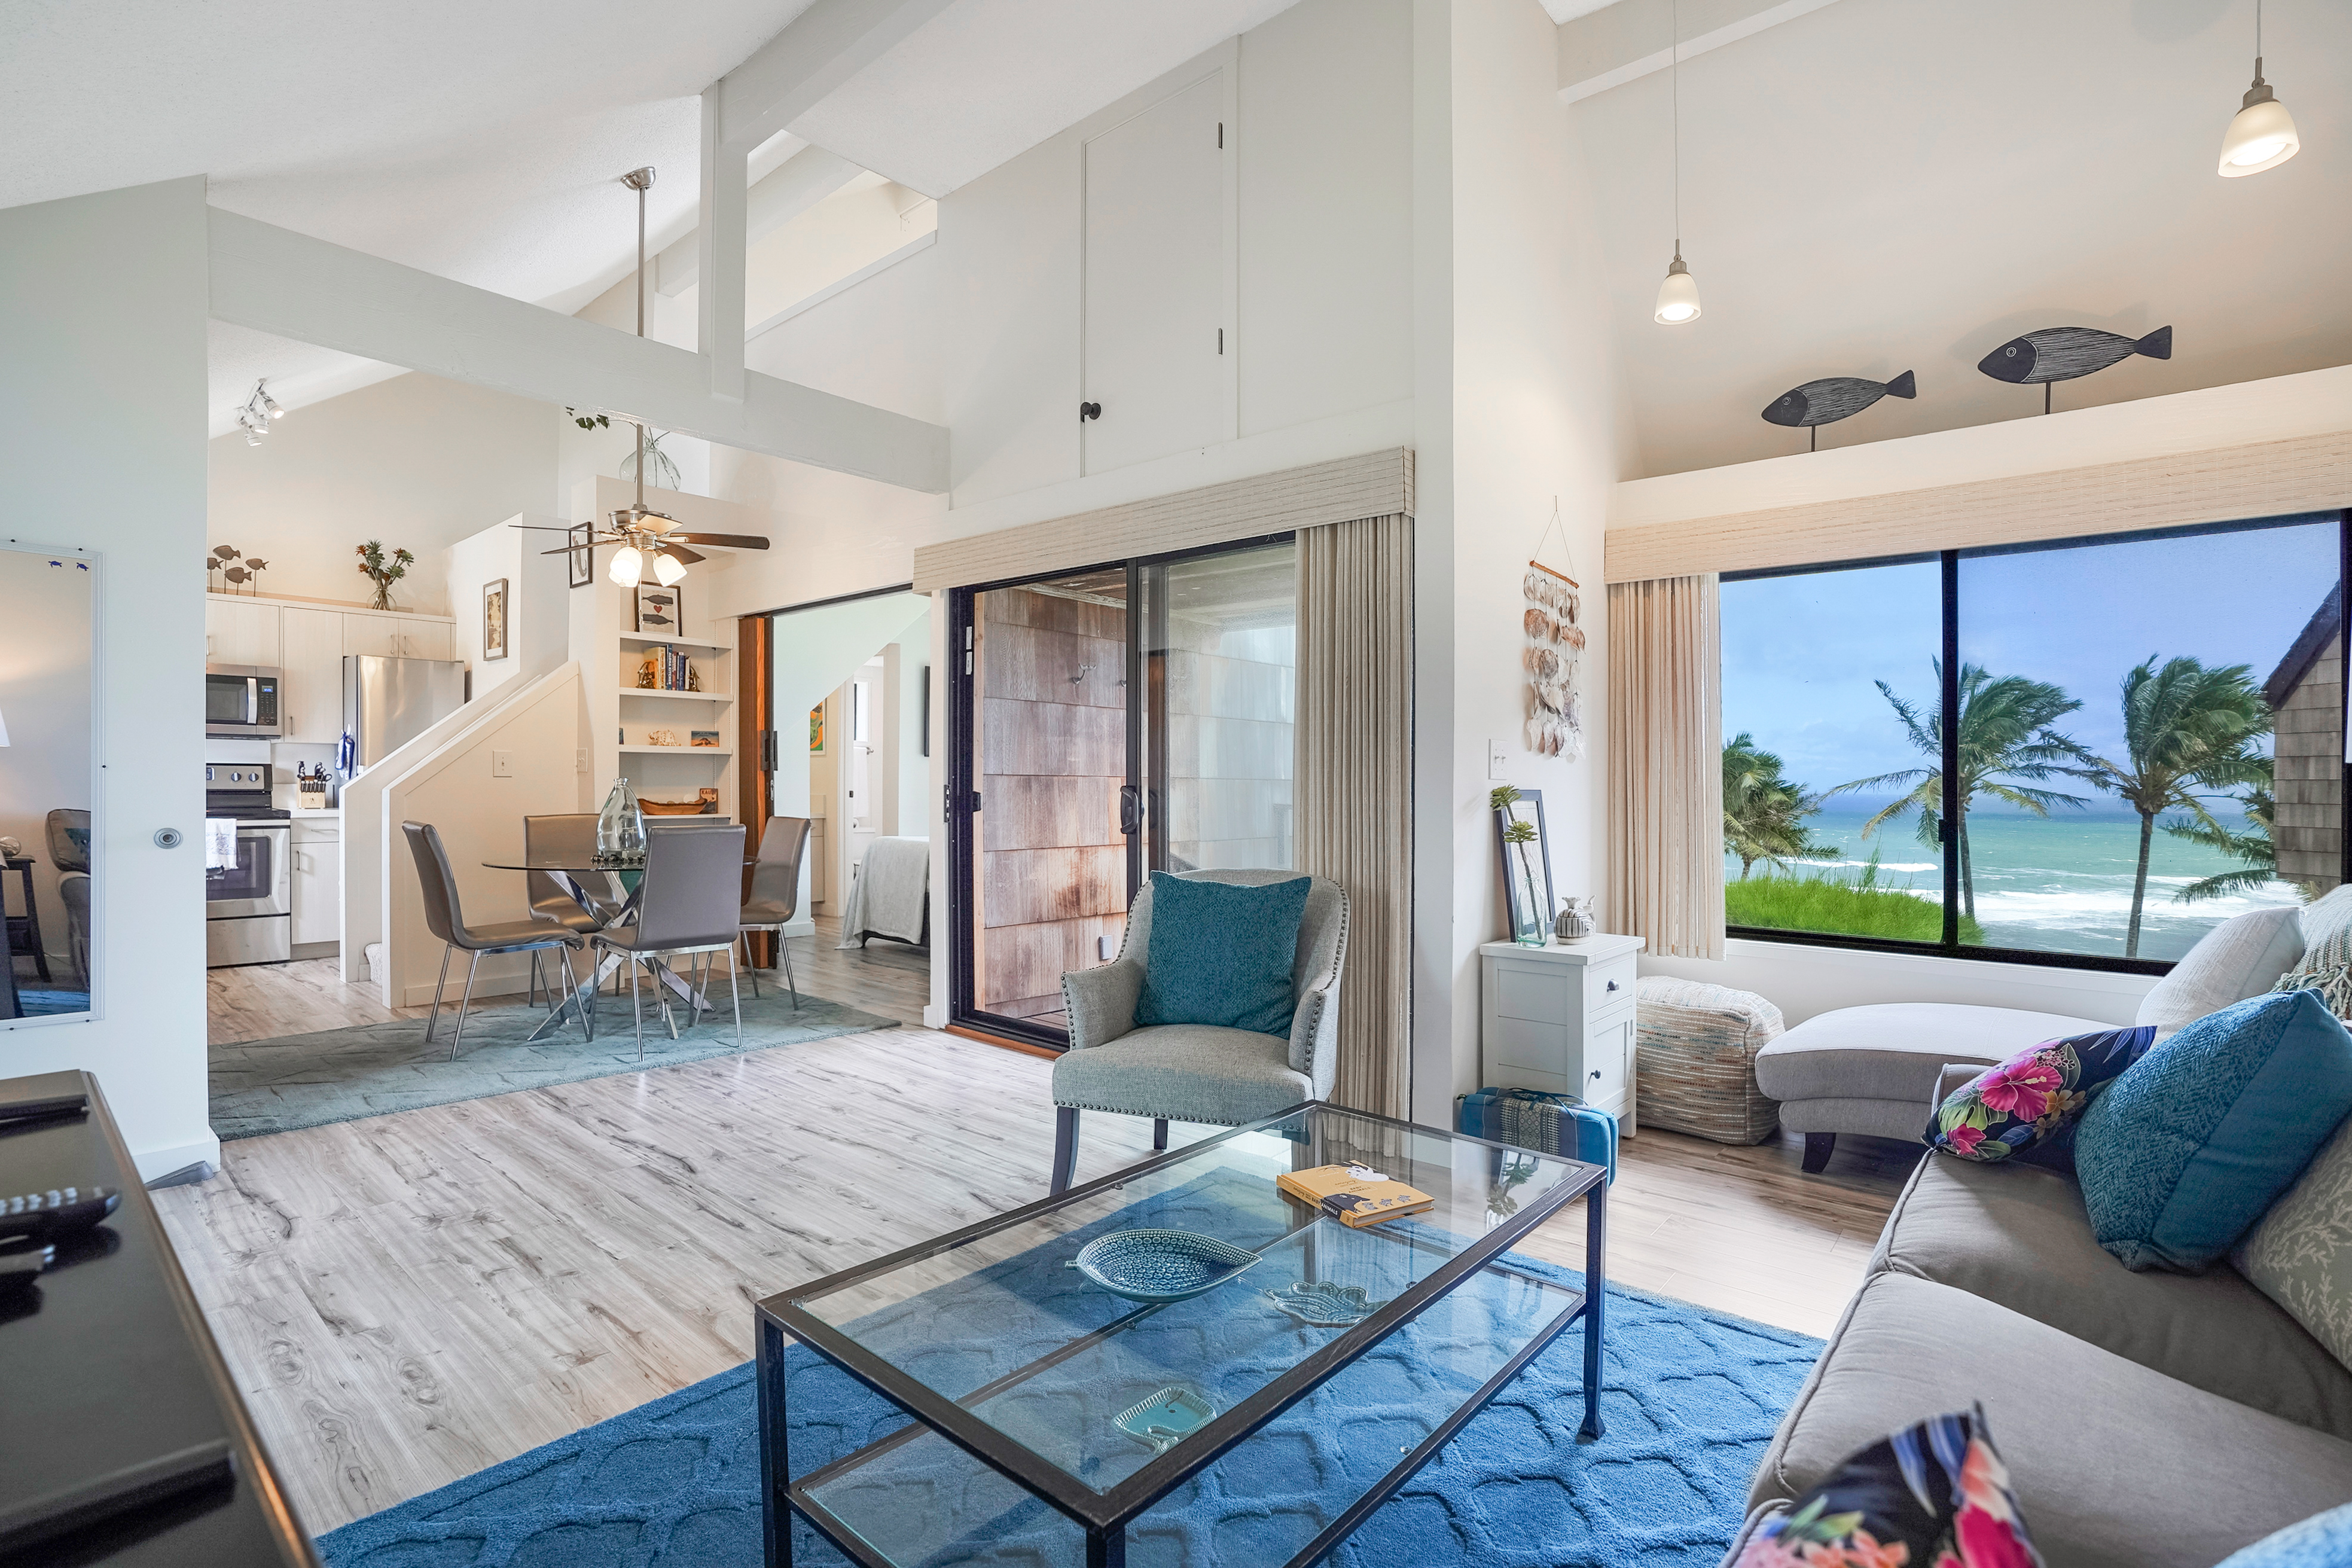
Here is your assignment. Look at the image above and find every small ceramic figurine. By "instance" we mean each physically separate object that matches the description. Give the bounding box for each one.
[645,728,681,748]
[1554,897,1596,944]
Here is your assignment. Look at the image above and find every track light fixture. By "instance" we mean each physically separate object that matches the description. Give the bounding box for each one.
[2219,0,2299,176]
[235,379,285,446]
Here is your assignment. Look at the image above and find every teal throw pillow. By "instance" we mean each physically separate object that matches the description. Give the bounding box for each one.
[1134,873,1311,1037]
[2216,1502,2352,1566]
[2076,990,2352,1273]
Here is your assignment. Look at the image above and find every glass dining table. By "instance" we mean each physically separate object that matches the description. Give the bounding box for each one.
[480,838,754,1044]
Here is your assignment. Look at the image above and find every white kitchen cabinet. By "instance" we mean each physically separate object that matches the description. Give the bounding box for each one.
[279,606,346,743]
[205,596,281,667]
[343,611,454,660]
[289,820,341,951]
[399,618,454,660]
[1479,934,1645,1125]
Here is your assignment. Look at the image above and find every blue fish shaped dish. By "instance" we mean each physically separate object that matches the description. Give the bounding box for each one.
[1065,1229,1262,1302]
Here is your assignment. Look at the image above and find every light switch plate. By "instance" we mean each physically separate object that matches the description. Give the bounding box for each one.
[492,749,514,778]
[1097,935,1115,960]
[575,748,588,774]
[1488,739,1509,780]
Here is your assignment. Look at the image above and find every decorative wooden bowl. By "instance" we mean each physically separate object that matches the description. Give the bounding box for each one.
[640,789,722,816]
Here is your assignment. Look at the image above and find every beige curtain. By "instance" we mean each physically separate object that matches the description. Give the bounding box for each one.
[1297,514,1414,1119]
[1606,574,1725,960]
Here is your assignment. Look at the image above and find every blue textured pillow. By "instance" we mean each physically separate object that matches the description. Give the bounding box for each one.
[2217,1502,2352,1566]
[2076,990,2352,1273]
[1133,873,1310,1036]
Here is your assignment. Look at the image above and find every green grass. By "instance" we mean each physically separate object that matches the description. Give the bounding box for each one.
[1726,866,1984,944]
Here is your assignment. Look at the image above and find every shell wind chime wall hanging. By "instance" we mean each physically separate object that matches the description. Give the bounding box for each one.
[1522,501,1587,760]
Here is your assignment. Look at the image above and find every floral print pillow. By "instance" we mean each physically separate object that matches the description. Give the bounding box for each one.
[1736,1404,2043,1568]
[1928,1026,2155,1163]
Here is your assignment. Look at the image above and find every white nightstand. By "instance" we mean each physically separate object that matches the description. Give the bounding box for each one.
[1478,933,1645,1128]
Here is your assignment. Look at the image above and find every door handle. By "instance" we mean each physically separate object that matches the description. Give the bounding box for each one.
[1118,784,1142,836]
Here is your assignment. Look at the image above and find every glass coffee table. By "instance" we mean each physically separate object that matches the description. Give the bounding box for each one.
[756,1102,1608,1567]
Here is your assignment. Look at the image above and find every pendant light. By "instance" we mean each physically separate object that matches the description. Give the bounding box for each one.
[2219,1,2299,176]
[1653,0,1700,324]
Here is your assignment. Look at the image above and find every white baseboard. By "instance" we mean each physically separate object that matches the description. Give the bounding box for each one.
[135,1133,222,1185]
[922,1003,947,1029]
[784,917,816,937]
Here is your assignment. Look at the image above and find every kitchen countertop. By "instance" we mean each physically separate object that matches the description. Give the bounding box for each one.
[288,806,341,819]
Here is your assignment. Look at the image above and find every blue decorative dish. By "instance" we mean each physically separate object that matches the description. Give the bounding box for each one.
[1064,1229,1262,1302]
[1262,1280,1391,1328]
[1114,1385,1216,1454]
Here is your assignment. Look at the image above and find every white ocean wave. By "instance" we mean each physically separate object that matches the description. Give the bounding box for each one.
[1968,881,2305,926]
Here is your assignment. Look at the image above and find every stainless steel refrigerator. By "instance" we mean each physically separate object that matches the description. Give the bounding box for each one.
[343,655,467,773]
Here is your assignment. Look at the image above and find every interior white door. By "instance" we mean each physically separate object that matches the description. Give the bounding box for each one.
[1082,71,1227,475]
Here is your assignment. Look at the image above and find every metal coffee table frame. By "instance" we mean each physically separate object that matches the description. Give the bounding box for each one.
[755,1101,1609,1568]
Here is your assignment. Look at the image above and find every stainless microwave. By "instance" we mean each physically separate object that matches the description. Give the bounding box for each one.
[205,663,283,739]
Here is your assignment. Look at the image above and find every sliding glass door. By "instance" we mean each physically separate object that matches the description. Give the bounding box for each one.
[950,536,1297,1048]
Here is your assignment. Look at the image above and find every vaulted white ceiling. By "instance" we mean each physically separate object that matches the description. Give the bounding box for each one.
[1574,0,2352,477]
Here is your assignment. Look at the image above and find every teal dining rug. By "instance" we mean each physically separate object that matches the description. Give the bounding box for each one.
[316,1166,1820,1567]
[212,987,897,1140]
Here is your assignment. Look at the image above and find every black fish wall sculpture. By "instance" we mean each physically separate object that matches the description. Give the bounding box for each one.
[1979,325,2172,411]
[1762,371,1915,449]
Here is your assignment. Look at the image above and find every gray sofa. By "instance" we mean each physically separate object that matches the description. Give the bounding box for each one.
[1734,905,2345,1566]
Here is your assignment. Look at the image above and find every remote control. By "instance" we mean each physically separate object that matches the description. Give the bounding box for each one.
[0,1185,119,1243]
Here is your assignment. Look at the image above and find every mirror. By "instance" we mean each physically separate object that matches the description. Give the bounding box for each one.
[0,542,96,1024]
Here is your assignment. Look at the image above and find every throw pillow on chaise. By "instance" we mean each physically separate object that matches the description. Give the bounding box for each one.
[1133,871,1311,1036]
[2274,883,2352,1021]
[2236,1114,2352,1370]
[1731,1404,2040,1568]
[2076,990,2352,1274]
[1926,1025,2154,1162]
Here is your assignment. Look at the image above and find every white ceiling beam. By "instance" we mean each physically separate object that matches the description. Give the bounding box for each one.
[715,0,961,155]
[207,208,948,493]
[699,94,748,404]
[1558,0,1842,104]
[657,145,862,297]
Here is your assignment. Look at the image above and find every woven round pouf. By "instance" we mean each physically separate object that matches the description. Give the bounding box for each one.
[1634,976,1784,1144]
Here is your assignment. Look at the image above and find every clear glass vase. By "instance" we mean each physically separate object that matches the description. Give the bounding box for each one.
[596,777,646,864]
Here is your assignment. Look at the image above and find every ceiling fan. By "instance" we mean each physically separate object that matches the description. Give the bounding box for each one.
[516,165,770,588]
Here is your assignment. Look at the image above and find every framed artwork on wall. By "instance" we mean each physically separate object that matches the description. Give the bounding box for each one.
[921,664,931,758]
[809,701,826,755]
[566,523,594,589]
[482,578,509,661]
[632,584,682,634]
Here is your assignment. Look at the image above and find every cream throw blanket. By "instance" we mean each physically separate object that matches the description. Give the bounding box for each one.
[835,835,930,948]
[2276,883,2352,1020]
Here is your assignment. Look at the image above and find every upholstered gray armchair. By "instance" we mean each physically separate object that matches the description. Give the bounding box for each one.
[1050,868,1349,1192]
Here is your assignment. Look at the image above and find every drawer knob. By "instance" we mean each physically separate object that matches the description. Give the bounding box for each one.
[1590,1069,1602,1080]
[1606,980,1620,992]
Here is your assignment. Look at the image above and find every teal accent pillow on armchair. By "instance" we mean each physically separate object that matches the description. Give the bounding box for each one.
[1134,872,1311,1036]
[2076,989,2352,1273]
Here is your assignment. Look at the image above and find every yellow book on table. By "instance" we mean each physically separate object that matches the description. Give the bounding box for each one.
[1276,1163,1434,1228]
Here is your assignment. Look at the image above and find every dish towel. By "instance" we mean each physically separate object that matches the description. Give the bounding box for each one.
[205,818,239,870]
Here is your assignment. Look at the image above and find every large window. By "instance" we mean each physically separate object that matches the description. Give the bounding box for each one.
[1722,513,2347,970]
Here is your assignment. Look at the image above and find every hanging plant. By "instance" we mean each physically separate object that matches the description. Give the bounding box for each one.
[619,428,684,493]
[356,539,415,611]
[565,407,610,431]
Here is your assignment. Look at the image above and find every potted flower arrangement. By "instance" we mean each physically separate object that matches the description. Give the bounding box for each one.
[356,539,415,611]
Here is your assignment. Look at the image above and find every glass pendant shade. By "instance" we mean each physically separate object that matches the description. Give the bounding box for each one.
[1654,255,1701,325]
[651,549,688,587]
[2219,80,2299,175]
[609,544,643,587]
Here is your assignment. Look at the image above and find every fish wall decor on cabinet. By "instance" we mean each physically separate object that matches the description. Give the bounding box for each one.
[1978,325,2173,411]
[1762,370,1917,450]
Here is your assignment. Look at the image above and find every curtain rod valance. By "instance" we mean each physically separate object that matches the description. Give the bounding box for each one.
[1604,429,2351,584]
[911,447,1414,594]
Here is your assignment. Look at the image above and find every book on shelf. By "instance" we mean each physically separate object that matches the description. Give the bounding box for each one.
[1274,1163,1433,1229]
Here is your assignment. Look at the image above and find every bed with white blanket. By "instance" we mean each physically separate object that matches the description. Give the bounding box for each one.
[835,835,931,950]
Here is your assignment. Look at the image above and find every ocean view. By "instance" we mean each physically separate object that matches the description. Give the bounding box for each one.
[1725,804,2306,963]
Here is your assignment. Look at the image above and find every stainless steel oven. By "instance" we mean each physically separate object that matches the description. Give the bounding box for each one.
[206,766,292,967]
[205,664,283,740]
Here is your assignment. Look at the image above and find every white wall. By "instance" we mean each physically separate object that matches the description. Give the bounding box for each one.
[883,609,933,836]
[1408,0,1628,1124]
[208,369,562,614]
[0,548,95,974]
[0,178,215,1177]
[1642,939,2158,1031]
[447,515,570,698]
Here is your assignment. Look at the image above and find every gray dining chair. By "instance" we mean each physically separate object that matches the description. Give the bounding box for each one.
[402,820,587,1058]
[46,809,91,990]
[1050,868,1349,1193]
[739,816,811,1009]
[523,813,603,1010]
[591,823,747,1058]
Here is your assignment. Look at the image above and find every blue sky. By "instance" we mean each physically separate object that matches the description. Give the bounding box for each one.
[1723,518,2339,813]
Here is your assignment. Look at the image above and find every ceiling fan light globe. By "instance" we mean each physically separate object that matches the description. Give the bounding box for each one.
[652,550,688,587]
[2219,90,2298,175]
[609,544,644,587]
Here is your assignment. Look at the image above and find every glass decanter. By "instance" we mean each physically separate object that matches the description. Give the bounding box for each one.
[595,777,646,865]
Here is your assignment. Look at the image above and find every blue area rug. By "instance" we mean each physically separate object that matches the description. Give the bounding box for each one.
[320,1170,1819,1568]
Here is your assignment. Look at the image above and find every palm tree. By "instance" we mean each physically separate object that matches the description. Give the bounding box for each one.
[2081,657,2272,954]
[1722,733,1837,878]
[1833,662,2093,923]
[2164,764,2281,904]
